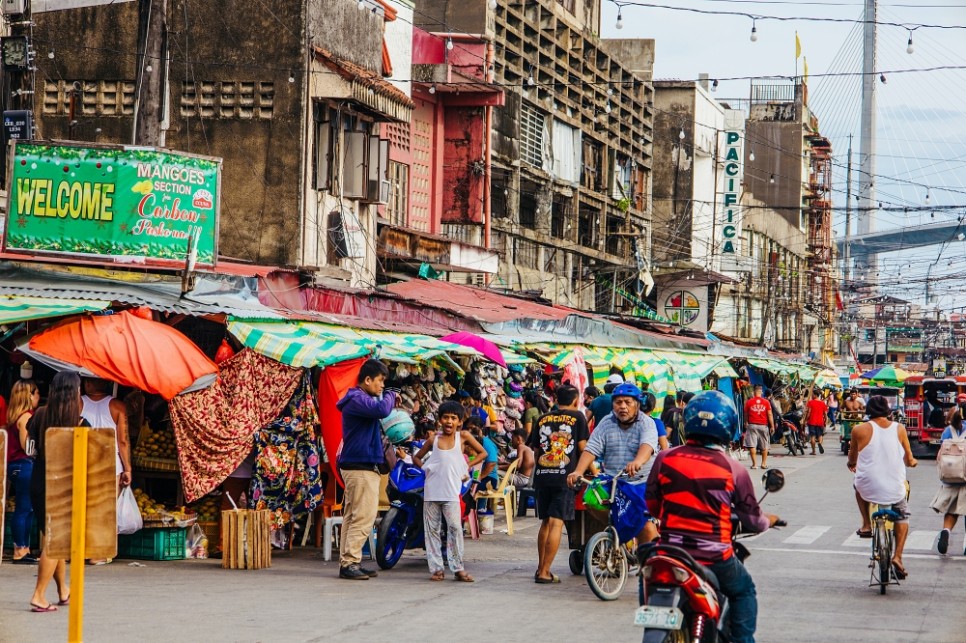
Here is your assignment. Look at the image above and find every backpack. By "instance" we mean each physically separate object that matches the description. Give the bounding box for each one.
[937,426,966,484]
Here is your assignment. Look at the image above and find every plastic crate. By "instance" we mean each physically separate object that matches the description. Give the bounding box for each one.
[118,527,186,561]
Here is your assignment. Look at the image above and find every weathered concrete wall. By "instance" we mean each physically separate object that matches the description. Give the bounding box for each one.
[308,0,383,73]
[32,2,140,144]
[652,85,694,263]
[412,0,488,35]
[744,119,803,231]
[441,106,485,224]
[165,0,305,266]
[600,39,656,80]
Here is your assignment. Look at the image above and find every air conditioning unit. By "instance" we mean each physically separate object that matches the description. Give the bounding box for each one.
[2,0,26,15]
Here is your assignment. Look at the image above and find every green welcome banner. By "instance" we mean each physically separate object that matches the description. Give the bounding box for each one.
[4,142,221,265]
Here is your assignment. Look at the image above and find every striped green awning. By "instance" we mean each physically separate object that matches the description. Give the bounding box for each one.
[656,351,736,392]
[0,295,110,324]
[227,321,371,368]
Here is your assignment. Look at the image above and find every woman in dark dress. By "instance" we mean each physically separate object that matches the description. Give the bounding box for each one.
[27,371,84,612]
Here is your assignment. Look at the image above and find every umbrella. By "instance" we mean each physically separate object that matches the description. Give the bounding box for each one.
[21,311,218,399]
[860,367,882,379]
[439,331,508,368]
[867,365,911,386]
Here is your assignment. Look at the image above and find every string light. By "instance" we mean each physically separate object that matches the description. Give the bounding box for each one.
[750,20,758,42]
[616,8,624,30]
[48,50,55,59]
[678,128,686,140]
[711,79,719,92]
[357,0,365,9]
[428,84,436,94]
[446,38,454,51]
[925,192,931,205]
[288,71,295,83]
[527,67,536,87]
[605,102,612,113]
[879,73,887,84]
[749,150,755,162]
[488,0,498,8]
[769,174,776,184]
[906,31,914,55]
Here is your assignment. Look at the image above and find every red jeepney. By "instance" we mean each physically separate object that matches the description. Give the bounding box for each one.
[903,375,966,457]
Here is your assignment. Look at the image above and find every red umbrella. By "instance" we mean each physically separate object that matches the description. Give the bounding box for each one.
[23,311,217,399]
[439,331,508,368]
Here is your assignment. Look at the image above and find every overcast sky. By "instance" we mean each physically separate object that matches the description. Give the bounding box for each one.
[599,0,966,310]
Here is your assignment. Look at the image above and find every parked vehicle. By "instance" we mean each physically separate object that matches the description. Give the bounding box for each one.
[904,375,963,457]
[778,410,806,456]
[841,386,901,454]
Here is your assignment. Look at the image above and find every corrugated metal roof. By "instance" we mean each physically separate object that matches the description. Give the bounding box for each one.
[385,279,572,323]
[0,263,285,319]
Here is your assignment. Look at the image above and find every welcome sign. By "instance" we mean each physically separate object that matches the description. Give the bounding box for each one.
[4,142,220,265]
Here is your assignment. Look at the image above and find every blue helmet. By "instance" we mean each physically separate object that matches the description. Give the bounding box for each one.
[683,390,737,444]
[612,382,643,402]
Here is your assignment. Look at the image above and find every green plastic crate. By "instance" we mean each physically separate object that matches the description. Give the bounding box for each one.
[118,528,186,561]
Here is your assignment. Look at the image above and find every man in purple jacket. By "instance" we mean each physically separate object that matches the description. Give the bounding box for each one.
[335,359,396,580]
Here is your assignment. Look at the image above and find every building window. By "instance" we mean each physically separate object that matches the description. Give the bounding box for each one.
[578,206,599,249]
[865,328,876,341]
[551,201,568,238]
[386,161,409,226]
[606,215,624,257]
[514,237,538,270]
[519,190,537,228]
[180,81,274,119]
[314,103,335,190]
[43,80,135,116]
[519,102,546,169]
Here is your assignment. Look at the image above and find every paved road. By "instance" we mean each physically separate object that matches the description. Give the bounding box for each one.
[2,432,965,642]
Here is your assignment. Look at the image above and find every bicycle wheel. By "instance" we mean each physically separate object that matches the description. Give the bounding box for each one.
[583,530,628,601]
[875,520,891,594]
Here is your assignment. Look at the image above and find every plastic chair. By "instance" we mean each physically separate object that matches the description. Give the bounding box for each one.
[322,518,376,562]
[313,466,343,548]
[475,459,519,535]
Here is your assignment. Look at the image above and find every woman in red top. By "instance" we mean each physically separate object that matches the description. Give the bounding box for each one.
[6,379,41,563]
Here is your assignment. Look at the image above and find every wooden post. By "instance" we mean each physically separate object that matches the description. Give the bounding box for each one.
[68,427,89,643]
[221,509,271,570]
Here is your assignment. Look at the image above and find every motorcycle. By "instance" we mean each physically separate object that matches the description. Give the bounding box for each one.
[634,469,786,642]
[779,410,807,456]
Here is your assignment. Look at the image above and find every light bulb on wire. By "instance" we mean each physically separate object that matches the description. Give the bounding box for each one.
[488,0,497,8]
[906,32,914,55]
[527,69,535,87]
[749,150,755,162]
[358,0,365,9]
[604,102,612,114]
[769,174,776,184]
[750,20,758,42]
[429,84,436,94]
[446,38,454,51]
[48,50,55,59]
[925,192,931,205]
[616,8,623,30]
[678,128,686,140]
[712,79,718,92]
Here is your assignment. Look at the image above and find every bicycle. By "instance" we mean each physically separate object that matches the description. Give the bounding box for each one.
[579,472,645,601]
[868,482,910,595]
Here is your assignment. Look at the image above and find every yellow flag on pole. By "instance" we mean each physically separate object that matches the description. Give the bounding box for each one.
[795,32,802,58]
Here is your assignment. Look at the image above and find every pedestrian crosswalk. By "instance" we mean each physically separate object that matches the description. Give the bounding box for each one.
[772,525,942,552]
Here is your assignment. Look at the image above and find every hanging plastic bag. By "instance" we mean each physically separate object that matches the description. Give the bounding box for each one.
[185,523,208,559]
[117,486,144,535]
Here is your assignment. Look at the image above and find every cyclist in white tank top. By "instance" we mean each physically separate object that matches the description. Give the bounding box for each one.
[847,395,918,576]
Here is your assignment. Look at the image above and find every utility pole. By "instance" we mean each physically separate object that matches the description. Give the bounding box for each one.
[843,135,853,285]
[132,0,167,146]
[856,0,878,283]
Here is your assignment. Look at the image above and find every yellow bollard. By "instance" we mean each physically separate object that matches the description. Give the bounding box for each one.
[68,426,88,643]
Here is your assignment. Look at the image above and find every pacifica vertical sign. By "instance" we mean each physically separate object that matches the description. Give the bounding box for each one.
[719,130,743,259]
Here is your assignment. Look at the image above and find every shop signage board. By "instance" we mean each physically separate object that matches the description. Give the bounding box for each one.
[718,129,743,257]
[4,141,221,266]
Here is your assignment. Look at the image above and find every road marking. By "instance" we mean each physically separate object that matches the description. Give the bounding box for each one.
[906,530,939,551]
[842,532,870,548]
[751,546,966,561]
[783,526,830,545]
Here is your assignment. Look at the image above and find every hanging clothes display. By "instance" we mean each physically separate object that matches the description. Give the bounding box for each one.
[250,373,325,529]
[169,349,302,502]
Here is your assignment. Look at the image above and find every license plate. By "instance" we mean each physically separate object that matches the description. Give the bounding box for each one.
[634,606,685,629]
[931,439,942,445]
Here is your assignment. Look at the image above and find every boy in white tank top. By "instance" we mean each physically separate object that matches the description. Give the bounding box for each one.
[847,395,918,578]
[413,401,487,582]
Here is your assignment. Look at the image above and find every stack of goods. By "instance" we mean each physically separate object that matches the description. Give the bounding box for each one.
[385,363,458,428]
[133,487,196,528]
[190,494,222,547]
[133,423,179,472]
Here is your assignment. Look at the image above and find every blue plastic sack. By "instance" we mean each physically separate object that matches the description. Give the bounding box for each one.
[611,479,649,544]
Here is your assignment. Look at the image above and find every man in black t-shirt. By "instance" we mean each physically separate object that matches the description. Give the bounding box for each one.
[526,385,589,583]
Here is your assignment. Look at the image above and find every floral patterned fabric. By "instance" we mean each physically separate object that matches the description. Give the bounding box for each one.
[169,349,302,503]
[250,374,324,529]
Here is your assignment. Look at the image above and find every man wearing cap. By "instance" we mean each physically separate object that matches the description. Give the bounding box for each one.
[589,374,624,426]
[848,395,918,579]
[568,382,659,542]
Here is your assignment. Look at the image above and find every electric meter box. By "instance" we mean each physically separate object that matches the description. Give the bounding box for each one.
[2,0,26,15]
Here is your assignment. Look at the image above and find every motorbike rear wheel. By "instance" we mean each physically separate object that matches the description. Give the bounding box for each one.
[643,628,689,642]
[376,506,409,570]
[584,530,627,601]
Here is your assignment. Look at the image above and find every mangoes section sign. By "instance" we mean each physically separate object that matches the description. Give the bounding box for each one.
[3,142,220,265]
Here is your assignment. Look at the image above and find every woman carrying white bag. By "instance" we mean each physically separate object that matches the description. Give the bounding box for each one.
[931,409,966,555]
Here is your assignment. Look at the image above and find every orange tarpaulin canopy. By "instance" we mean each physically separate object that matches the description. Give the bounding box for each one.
[27,311,217,400]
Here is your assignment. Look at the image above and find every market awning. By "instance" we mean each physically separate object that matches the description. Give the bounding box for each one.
[656,351,737,392]
[227,321,372,368]
[0,295,110,324]
[815,370,843,388]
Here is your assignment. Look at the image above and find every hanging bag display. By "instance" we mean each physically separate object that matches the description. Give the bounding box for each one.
[117,486,144,535]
